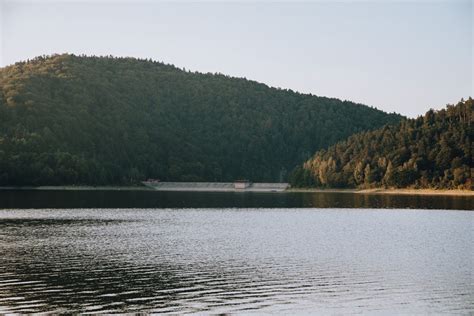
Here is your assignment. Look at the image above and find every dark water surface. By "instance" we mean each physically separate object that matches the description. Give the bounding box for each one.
[0,208,472,314]
[0,189,473,209]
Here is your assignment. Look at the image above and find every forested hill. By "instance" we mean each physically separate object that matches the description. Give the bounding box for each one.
[290,99,473,190]
[0,54,402,185]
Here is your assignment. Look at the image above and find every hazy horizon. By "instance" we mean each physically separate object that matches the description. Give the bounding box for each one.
[0,0,472,117]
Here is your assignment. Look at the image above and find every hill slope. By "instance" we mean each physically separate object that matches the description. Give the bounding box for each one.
[0,54,402,185]
[290,99,473,190]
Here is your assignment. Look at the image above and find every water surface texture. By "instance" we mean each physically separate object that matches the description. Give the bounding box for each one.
[0,208,472,314]
[0,190,473,209]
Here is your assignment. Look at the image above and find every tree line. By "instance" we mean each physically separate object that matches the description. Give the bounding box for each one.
[290,99,473,190]
[0,54,401,185]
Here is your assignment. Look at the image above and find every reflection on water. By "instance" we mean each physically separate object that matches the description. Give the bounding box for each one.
[0,190,472,209]
[0,208,472,313]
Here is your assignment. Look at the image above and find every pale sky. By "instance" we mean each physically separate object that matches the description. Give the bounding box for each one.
[0,0,472,117]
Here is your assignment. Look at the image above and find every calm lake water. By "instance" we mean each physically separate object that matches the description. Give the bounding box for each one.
[0,206,473,314]
[0,189,473,210]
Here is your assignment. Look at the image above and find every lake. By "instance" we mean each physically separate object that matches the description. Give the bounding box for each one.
[0,189,473,210]
[0,191,472,313]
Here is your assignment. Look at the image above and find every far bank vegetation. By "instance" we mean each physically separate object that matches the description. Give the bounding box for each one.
[290,99,473,190]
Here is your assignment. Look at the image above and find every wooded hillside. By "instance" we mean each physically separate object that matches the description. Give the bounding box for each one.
[290,99,473,190]
[0,54,402,185]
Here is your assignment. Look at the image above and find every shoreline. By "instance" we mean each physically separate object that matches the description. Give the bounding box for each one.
[288,188,474,196]
[0,186,472,196]
[0,185,154,191]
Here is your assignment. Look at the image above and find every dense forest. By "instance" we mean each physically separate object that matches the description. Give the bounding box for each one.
[0,54,402,185]
[290,99,473,190]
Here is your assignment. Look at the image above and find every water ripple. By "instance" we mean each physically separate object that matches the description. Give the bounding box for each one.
[0,208,472,313]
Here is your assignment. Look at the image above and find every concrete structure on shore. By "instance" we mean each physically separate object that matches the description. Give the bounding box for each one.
[142,181,289,192]
[234,180,251,189]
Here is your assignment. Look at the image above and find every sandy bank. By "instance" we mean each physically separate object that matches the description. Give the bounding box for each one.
[1,185,472,196]
[288,188,474,196]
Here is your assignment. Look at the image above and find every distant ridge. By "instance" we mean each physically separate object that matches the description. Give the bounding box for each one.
[0,54,402,185]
